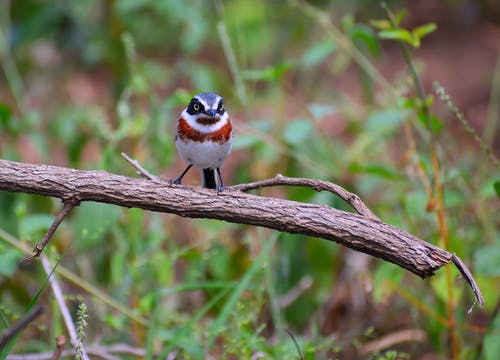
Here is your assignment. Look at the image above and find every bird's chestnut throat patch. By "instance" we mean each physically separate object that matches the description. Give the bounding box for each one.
[177,117,232,143]
[195,117,220,125]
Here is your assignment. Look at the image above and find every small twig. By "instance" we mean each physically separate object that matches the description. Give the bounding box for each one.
[7,343,147,360]
[120,152,158,180]
[277,276,313,308]
[50,335,66,360]
[434,82,500,169]
[23,200,79,262]
[166,349,180,360]
[0,305,44,350]
[451,254,485,310]
[380,2,430,122]
[285,329,304,360]
[358,328,427,355]
[230,174,380,221]
[380,3,462,356]
[40,256,89,360]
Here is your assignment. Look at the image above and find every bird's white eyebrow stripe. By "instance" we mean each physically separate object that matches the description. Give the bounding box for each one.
[194,96,210,109]
[194,95,221,109]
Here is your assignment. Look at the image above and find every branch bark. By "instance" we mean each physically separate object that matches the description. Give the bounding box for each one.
[23,200,77,262]
[0,305,44,350]
[0,159,484,307]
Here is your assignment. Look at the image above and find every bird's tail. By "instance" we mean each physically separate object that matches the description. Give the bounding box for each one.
[202,168,217,189]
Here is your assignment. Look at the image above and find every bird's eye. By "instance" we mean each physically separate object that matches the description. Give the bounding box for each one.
[218,103,224,111]
[193,103,200,111]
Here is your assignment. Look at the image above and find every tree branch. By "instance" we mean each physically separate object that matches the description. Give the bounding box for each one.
[0,305,44,350]
[23,200,78,262]
[0,159,484,307]
[231,174,380,220]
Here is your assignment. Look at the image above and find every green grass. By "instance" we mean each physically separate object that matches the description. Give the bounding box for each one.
[1,0,499,358]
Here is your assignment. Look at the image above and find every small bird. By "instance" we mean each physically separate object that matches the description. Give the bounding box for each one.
[171,92,233,192]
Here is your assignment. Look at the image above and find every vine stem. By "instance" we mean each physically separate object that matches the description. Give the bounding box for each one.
[380,2,459,357]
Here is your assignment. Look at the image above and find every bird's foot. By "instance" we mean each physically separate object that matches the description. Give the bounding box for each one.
[169,178,182,185]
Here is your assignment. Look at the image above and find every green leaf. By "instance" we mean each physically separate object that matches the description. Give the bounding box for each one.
[306,103,336,119]
[0,103,12,130]
[283,119,314,145]
[365,109,406,133]
[413,23,437,39]
[370,19,391,30]
[341,14,354,31]
[350,24,380,57]
[494,181,500,199]
[417,112,443,133]
[378,29,415,46]
[429,114,443,133]
[301,39,336,67]
[425,94,435,108]
[394,9,408,26]
[479,177,500,199]
[349,163,404,180]
[242,62,294,82]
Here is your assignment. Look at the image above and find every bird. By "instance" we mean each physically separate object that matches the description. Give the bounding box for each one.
[170,92,233,192]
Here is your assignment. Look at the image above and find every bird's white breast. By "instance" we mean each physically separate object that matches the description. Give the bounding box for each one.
[175,136,232,169]
[175,110,232,169]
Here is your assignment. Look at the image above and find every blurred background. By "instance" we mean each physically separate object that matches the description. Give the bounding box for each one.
[0,0,499,358]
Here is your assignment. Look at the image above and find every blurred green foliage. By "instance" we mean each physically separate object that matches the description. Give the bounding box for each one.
[1,0,499,358]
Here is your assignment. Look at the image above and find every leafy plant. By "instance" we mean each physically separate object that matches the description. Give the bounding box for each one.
[0,0,498,358]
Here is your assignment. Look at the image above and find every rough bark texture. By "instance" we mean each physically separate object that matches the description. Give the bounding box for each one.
[0,159,483,305]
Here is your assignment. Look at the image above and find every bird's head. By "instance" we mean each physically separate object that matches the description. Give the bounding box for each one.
[186,92,226,124]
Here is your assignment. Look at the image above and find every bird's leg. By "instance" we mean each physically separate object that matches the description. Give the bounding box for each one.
[216,168,225,193]
[170,164,193,185]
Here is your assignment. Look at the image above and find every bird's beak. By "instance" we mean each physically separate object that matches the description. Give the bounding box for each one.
[205,109,216,117]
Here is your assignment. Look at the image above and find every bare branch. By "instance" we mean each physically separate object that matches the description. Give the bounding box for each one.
[358,328,427,355]
[0,159,484,307]
[23,200,78,262]
[230,174,380,220]
[50,336,66,360]
[7,343,146,360]
[0,305,44,350]
[452,254,485,309]
[120,152,157,180]
[278,277,313,308]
